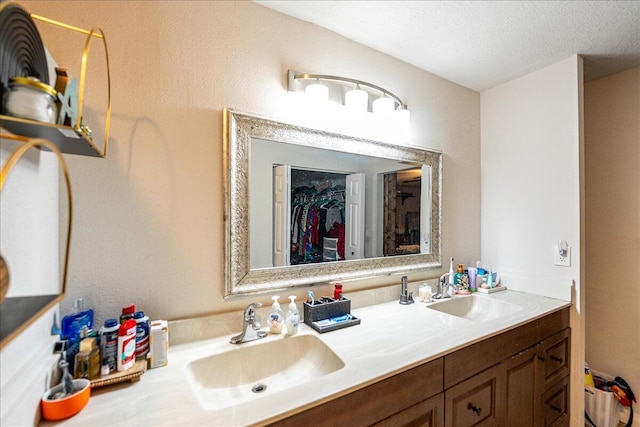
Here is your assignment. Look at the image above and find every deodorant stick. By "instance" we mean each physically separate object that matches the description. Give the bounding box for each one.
[117,319,137,371]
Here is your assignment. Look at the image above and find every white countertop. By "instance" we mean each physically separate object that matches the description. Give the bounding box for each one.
[42,290,570,427]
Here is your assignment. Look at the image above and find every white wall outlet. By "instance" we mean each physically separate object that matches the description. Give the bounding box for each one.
[554,244,571,267]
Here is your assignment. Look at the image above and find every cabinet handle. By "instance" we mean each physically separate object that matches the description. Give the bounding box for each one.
[537,356,546,362]
[549,404,562,413]
[550,355,563,363]
[467,402,482,416]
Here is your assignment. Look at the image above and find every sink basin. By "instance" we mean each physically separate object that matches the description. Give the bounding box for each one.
[427,295,521,322]
[185,334,344,411]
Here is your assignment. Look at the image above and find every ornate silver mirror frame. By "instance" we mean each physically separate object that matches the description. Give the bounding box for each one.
[223,108,442,297]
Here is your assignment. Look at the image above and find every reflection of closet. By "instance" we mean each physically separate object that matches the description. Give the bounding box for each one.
[273,166,364,266]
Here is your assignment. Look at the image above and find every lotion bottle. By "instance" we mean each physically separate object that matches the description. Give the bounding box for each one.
[285,296,300,336]
[268,296,284,334]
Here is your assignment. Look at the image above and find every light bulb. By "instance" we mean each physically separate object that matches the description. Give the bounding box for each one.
[373,96,395,115]
[305,81,329,103]
[345,86,368,112]
[395,106,411,143]
[395,106,410,127]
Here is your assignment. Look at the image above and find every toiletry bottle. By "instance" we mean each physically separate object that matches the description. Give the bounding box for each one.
[334,283,343,300]
[61,298,94,340]
[100,318,119,375]
[133,311,150,360]
[285,296,300,336]
[467,266,478,292]
[476,260,487,275]
[117,319,137,372]
[454,264,465,285]
[149,320,169,369]
[61,298,94,373]
[268,296,284,334]
[487,266,494,288]
[120,304,136,324]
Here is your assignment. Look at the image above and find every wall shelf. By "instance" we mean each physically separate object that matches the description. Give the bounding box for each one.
[1,115,104,157]
[0,5,111,158]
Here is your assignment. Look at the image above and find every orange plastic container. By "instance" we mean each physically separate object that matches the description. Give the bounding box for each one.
[41,378,90,421]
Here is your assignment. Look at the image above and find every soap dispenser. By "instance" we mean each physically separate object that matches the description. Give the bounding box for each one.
[285,296,300,336]
[268,296,284,334]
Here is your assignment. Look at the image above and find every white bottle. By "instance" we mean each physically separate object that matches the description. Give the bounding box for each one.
[285,296,300,336]
[268,296,284,334]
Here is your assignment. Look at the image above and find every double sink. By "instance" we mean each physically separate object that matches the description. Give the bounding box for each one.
[185,294,521,411]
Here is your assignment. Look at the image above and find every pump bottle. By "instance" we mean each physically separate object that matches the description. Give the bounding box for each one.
[285,296,300,336]
[268,296,284,334]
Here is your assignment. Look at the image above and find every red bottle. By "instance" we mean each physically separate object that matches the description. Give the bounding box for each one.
[334,283,343,300]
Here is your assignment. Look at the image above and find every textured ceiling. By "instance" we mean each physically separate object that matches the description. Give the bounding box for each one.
[256,0,640,91]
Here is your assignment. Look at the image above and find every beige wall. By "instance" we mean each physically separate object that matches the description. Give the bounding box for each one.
[3,2,481,423]
[584,66,640,423]
[22,0,480,325]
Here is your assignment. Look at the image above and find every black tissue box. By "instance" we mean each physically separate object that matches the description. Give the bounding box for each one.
[303,297,360,333]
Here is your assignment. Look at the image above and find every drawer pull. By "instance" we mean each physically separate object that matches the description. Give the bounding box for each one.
[549,404,562,413]
[537,356,546,362]
[550,355,563,363]
[467,402,482,416]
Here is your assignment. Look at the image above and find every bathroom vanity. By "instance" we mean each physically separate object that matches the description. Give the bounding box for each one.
[41,290,570,427]
[272,307,569,427]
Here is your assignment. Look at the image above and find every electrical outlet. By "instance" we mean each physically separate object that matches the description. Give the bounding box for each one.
[554,245,571,267]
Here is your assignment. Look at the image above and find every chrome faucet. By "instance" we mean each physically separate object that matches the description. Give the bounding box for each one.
[230,303,267,344]
[433,273,457,299]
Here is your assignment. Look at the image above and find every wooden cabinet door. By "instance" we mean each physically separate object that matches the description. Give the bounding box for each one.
[501,345,539,427]
[373,393,444,427]
[270,358,443,427]
[540,375,570,427]
[445,365,501,427]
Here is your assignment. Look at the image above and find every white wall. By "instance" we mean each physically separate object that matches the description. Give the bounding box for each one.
[480,56,582,301]
[0,142,60,297]
[0,140,62,425]
[480,55,584,426]
[584,66,640,426]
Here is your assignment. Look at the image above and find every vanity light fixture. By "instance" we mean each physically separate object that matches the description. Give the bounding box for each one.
[288,70,408,116]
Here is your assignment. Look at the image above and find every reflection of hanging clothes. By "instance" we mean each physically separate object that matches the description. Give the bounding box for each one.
[328,222,345,259]
[290,190,345,265]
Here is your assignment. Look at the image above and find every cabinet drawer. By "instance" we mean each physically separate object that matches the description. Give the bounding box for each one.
[445,366,500,427]
[541,329,570,389]
[541,375,569,427]
[323,237,338,250]
[323,247,339,261]
[373,393,444,427]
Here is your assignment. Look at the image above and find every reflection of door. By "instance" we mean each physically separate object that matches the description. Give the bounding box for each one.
[273,165,290,266]
[345,173,365,260]
[383,173,397,256]
[421,165,432,254]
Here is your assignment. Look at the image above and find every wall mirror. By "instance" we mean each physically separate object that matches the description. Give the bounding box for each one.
[224,109,442,296]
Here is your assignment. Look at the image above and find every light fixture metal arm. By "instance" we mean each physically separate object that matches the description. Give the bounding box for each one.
[292,72,407,109]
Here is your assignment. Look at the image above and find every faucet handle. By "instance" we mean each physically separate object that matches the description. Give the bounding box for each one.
[244,302,262,319]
